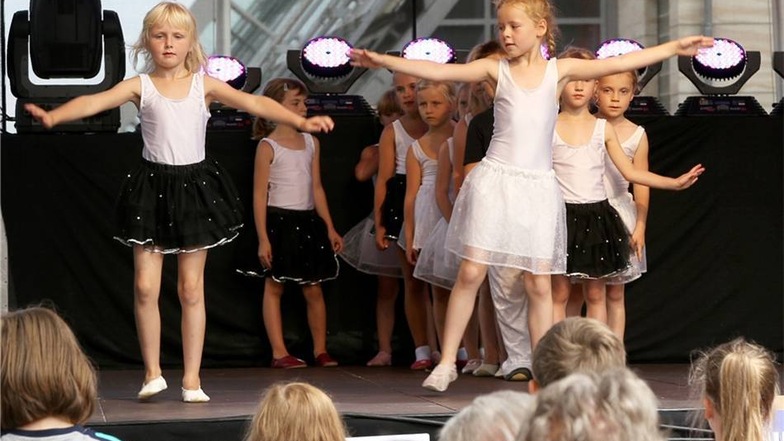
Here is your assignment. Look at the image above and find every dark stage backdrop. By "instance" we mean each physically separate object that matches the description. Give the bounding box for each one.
[2,116,782,368]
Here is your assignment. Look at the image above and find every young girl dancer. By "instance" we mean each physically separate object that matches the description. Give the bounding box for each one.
[551,47,695,324]
[350,0,710,391]
[240,78,343,369]
[374,72,433,369]
[400,80,456,362]
[689,338,779,441]
[596,70,650,339]
[25,2,333,401]
[339,89,403,366]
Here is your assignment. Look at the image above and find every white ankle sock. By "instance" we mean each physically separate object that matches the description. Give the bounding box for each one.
[457,347,468,361]
[414,345,431,361]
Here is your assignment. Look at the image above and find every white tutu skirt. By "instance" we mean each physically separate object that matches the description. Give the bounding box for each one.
[397,183,442,251]
[605,192,647,284]
[445,158,567,274]
[413,218,461,289]
[339,214,403,278]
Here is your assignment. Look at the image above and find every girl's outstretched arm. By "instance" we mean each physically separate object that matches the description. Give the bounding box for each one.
[312,139,343,253]
[604,123,704,190]
[631,133,650,260]
[204,76,334,133]
[253,141,274,268]
[349,49,498,84]
[403,146,421,265]
[354,145,380,182]
[24,77,140,129]
[435,140,454,222]
[559,36,714,83]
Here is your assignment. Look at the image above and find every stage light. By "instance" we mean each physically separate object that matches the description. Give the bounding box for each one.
[206,55,247,90]
[595,38,666,115]
[205,55,261,131]
[771,51,783,116]
[401,37,456,64]
[675,37,766,116]
[287,36,367,96]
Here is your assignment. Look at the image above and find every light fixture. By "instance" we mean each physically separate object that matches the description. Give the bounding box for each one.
[401,37,456,64]
[287,36,367,96]
[770,51,783,116]
[675,37,766,116]
[595,38,666,115]
[205,55,261,131]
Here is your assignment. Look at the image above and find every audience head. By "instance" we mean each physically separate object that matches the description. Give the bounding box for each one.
[245,381,347,441]
[440,390,535,441]
[531,317,626,392]
[1,306,97,430]
[524,373,602,441]
[689,337,779,441]
[597,368,666,441]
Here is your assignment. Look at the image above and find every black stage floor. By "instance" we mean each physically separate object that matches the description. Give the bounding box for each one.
[88,364,724,441]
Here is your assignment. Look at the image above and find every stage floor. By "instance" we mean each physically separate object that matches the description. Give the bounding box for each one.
[91,363,700,425]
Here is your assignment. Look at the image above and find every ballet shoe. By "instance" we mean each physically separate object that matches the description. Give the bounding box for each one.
[181,387,210,403]
[137,376,167,400]
[421,363,457,392]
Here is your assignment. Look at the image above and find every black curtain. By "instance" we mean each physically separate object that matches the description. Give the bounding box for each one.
[2,116,782,367]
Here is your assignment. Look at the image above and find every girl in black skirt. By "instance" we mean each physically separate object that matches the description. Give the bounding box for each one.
[550,47,703,326]
[24,3,334,403]
[238,78,343,369]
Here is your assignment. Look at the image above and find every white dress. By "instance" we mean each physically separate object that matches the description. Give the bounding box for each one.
[414,139,460,289]
[603,125,648,284]
[398,140,441,251]
[445,58,567,274]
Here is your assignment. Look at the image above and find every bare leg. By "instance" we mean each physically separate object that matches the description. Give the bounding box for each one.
[302,283,329,356]
[176,250,208,391]
[606,283,626,339]
[524,272,554,350]
[435,260,488,366]
[431,285,450,348]
[375,275,399,355]
[477,279,500,365]
[133,246,164,384]
[584,279,608,324]
[462,300,481,362]
[262,278,288,358]
[397,247,429,348]
[565,283,585,317]
[551,274,570,324]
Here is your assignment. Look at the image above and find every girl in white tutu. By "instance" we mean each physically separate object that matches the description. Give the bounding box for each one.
[339,89,404,366]
[350,0,711,392]
[401,80,456,359]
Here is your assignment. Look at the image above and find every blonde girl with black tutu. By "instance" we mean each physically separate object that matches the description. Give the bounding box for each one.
[24,2,333,402]
[551,47,701,325]
[239,78,343,371]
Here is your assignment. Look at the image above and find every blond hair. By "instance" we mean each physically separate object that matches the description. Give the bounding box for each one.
[416,79,457,107]
[1,307,97,430]
[557,46,595,61]
[245,382,347,441]
[440,390,535,441]
[131,2,208,74]
[494,0,559,58]
[524,373,604,441]
[597,368,666,441]
[252,78,309,140]
[689,338,779,441]
[467,40,506,62]
[532,317,626,387]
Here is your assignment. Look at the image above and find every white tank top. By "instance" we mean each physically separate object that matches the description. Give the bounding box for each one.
[411,140,438,186]
[552,119,608,204]
[266,133,316,210]
[139,72,211,165]
[393,119,418,174]
[446,137,457,202]
[486,58,559,171]
[604,126,646,198]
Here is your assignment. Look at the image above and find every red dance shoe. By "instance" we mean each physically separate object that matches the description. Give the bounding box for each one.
[410,358,433,370]
[271,355,307,369]
[315,353,339,367]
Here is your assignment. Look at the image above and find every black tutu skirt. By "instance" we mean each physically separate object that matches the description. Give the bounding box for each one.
[565,200,631,279]
[380,174,406,239]
[238,207,339,284]
[114,157,243,253]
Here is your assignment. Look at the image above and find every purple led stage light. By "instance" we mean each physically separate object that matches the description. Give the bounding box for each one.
[402,37,456,64]
[692,37,746,80]
[301,36,354,78]
[595,38,644,59]
[205,55,247,90]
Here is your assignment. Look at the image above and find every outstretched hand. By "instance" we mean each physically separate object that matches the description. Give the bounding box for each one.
[674,164,706,190]
[348,48,386,69]
[300,115,335,133]
[24,103,54,129]
[676,36,714,56]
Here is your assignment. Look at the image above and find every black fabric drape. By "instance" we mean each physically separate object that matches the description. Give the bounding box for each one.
[2,116,781,367]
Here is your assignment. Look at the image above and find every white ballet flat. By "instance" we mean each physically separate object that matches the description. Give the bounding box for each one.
[181,387,210,403]
[137,376,167,399]
[421,364,457,392]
